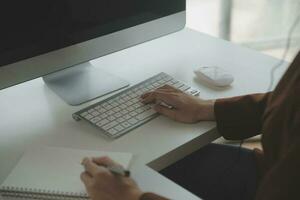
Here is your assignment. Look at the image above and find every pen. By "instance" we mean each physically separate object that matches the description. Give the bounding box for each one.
[81,158,130,177]
[107,165,131,177]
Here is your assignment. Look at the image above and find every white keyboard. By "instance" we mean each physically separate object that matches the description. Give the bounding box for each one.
[73,72,200,139]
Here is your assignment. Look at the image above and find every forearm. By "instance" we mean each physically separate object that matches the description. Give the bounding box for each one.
[195,99,216,121]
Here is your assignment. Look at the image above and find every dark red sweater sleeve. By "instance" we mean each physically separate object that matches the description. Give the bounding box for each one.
[214,93,271,140]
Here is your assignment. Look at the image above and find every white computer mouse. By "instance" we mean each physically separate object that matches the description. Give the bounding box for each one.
[194,66,234,87]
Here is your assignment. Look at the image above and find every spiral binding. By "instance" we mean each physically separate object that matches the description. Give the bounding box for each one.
[0,186,89,200]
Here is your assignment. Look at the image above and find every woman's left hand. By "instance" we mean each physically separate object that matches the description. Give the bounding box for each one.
[81,156,143,200]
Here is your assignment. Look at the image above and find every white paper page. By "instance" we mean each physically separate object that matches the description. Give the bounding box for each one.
[1,147,132,195]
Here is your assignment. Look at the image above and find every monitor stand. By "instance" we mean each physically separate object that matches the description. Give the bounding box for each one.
[43,62,130,106]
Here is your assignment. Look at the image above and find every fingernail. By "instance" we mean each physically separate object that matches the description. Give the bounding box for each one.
[81,157,88,165]
[91,157,99,163]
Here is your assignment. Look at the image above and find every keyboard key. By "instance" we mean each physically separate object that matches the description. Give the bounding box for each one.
[132,88,139,92]
[111,102,118,107]
[153,83,160,87]
[85,114,94,120]
[130,94,137,98]
[114,112,123,118]
[189,89,199,95]
[108,128,118,135]
[165,81,173,86]
[140,88,148,93]
[173,82,184,88]
[164,76,172,81]
[122,122,131,128]
[96,119,110,127]
[136,108,144,113]
[115,125,124,132]
[123,96,130,101]
[102,121,118,130]
[124,114,131,120]
[117,117,126,123]
[100,113,108,119]
[141,105,152,111]
[120,104,127,109]
[129,111,138,117]
[136,91,144,96]
[113,107,121,112]
[128,118,138,125]
[121,110,129,115]
[107,110,115,116]
[133,103,143,109]
[136,109,157,120]
[107,99,114,104]
[108,116,116,121]
[90,117,101,123]
[91,111,100,116]
[171,79,179,84]
[80,112,88,117]
[96,107,106,113]
[125,101,133,106]
[102,102,109,107]
[131,98,139,103]
[127,107,135,112]
[158,80,166,84]
[179,85,191,91]
[88,109,96,113]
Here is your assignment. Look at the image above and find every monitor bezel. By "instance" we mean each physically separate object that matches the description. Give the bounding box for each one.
[0,12,186,90]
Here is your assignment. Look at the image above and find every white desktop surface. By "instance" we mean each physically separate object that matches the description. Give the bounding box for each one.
[0,28,287,200]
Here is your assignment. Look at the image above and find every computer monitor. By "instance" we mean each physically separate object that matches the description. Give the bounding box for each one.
[0,1,185,105]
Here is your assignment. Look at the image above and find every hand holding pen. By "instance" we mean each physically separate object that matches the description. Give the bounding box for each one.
[81,157,142,200]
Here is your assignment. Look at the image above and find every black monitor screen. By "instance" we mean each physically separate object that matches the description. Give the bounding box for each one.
[0,1,185,67]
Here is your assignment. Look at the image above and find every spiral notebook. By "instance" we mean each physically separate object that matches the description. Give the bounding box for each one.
[0,147,132,200]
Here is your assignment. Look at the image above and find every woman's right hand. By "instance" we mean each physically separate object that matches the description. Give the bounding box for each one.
[141,85,215,123]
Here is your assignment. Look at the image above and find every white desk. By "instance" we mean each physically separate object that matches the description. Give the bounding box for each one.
[0,28,287,200]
